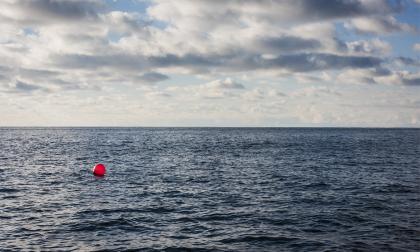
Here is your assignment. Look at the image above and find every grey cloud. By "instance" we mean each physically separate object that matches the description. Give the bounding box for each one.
[333,37,349,52]
[17,0,102,21]
[15,80,41,92]
[18,68,61,79]
[211,53,382,73]
[50,78,98,91]
[0,65,12,73]
[258,36,322,52]
[150,0,398,27]
[8,80,46,93]
[395,57,420,66]
[349,43,369,53]
[11,68,85,91]
[371,67,392,76]
[0,0,103,29]
[402,77,420,86]
[272,90,288,97]
[339,67,420,86]
[261,53,382,72]
[0,65,102,92]
[299,0,386,19]
[52,53,220,73]
[219,82,244,89]
[292,0,401,21]
[299,75,324,82]
[209,79,245,89]
[51,53,147,70]
[138,72,169,83]
[64,34,108,45]
[52,51,382,74]
[0,66,12,82]
[148,54,220,70]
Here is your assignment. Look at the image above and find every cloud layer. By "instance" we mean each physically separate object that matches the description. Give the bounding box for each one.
[0,0,419,126]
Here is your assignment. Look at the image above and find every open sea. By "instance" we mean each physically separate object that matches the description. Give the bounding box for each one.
[0,128,419,251]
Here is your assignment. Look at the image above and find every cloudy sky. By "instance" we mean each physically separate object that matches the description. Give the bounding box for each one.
[0,0,419,127]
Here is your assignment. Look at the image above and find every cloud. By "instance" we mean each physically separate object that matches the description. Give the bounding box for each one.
[51,51,383,75]
[18,68,61,80]
[338,68,420,86]
[137,72,169,83]
[346,39,392,55]
[295,72,332,84]
[205,78,245,89]
[291,86,342,98]
[398,73,420,86]
[105,11,149,34]
[171,78,245,99]
[337,69,378,84]
[241,88,267,101]
[148,0,398,28]
[347,16,416,35]
[242,88,287,101]
[261,53,382,72]
[6,80,47,94]
[0,0,103,24]
[256,35,322,52]
[413,43,420,52]
[51,53,149,71]
[0,0,403,91]
[395,57,420,67]
[294,0,399,19]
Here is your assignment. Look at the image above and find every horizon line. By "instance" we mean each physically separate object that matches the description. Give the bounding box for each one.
[1,126,419,129]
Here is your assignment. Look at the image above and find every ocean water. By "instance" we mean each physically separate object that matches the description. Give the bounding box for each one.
[0,128,419,251]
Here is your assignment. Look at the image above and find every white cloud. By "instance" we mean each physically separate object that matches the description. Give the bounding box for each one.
[205,78,245,90]
[346,39,392,55]
[337,68,420,86]
[190,78,245,99]
[347,16,416,35]
[291,86,341,98]
[374,71,420,86]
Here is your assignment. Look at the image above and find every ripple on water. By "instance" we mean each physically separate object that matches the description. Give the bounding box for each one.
[0,128,419,251]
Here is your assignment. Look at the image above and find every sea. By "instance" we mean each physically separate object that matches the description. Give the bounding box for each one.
[0,128,419,251]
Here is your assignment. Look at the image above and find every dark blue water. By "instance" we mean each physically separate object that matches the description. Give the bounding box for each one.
[1,128,419,251]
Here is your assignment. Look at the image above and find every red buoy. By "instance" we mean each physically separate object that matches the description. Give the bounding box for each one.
[93,163,106,176]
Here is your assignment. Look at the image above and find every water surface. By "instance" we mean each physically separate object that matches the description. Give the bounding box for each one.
[1,128,419,251]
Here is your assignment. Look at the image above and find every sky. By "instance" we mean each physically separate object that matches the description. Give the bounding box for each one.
[0,0,419,127]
